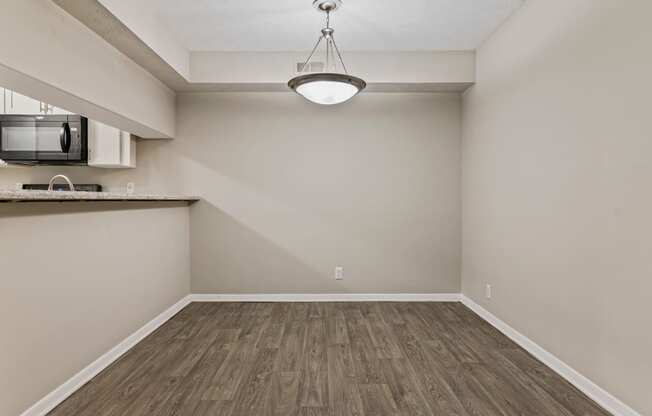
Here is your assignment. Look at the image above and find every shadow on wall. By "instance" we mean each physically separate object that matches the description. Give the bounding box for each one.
[180,93,462,294]
[190,200,328,293]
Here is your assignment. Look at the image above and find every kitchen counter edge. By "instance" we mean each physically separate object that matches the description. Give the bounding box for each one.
[0,190,200,203]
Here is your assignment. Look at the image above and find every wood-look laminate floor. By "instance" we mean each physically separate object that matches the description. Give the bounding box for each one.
[48,302,611,416]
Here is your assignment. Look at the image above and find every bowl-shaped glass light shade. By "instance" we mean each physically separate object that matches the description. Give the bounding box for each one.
[297,81,358,105]
[289,73,366,105]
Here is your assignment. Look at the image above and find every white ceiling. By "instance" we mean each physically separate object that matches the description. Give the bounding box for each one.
[114,0,524,52]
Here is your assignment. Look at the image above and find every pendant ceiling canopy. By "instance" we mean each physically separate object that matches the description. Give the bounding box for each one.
[288,0,366,105]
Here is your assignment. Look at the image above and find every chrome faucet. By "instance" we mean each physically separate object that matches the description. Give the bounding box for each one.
[48,175,75,192]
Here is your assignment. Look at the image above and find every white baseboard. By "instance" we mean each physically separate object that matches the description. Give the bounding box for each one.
[19,292,456,415]
[26,293,636,416]
[20,295,192,416]
[460,295,640,416]
[190,293,462,302]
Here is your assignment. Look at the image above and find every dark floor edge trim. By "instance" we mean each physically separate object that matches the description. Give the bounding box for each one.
[460,295,640,416]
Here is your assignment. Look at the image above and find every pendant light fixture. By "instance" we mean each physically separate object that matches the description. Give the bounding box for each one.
[288,0,366,105]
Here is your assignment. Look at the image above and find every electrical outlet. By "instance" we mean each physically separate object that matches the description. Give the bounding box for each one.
[485,284,492,299]
[335,266,344,280]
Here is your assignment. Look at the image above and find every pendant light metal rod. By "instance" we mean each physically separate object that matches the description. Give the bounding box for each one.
[326,36,330,71]
[325,10,333,72]
[331,36,348,74]
[297,8,349,74]
[300,35,324,72]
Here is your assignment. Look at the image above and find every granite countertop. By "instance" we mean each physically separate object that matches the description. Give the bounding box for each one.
[0,190,200,203]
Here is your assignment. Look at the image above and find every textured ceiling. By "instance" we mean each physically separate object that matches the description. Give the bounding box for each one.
[102,0,524,51]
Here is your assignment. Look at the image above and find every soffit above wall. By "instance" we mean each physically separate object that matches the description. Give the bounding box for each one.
[52,0,189,91]
[1,0,175,139]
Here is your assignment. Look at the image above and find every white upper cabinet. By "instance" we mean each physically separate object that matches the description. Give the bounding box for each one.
[0,89,72,115]
[120,130,137,168]
[4,90,41,114]
[88,120,121,167]
[88,120,136,169]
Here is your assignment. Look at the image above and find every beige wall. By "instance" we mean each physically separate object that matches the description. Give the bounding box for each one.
[2,92,462,295]
[178,93,461,293]
[0,203,190,416]
[461,0,652,414]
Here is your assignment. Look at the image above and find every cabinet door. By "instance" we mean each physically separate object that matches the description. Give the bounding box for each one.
[88,120,122,167]
[120,131,137,168]
[1,88,4,114]
[5,91,41,114]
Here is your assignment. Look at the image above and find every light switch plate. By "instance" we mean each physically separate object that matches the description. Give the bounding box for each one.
[335,266,344,280]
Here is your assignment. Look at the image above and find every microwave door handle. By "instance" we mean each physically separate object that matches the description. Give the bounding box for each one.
[60,122,71,153]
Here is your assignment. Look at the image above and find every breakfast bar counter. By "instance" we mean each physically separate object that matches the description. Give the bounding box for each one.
[0,190,200,203]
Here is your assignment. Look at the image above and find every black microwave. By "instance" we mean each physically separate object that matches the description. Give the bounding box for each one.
[0,114,88,165]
